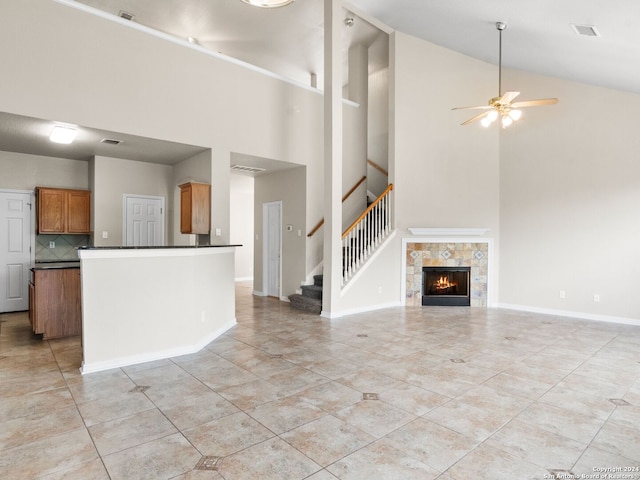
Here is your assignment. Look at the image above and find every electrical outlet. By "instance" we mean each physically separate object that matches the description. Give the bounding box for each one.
[559,290,566,299]
[48,241,55,249]
[215,228,222,236]
[102,231,109,239]
[594,294,600,302]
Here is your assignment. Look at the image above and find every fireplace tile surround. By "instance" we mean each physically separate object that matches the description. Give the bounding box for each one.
[405,241,489,307]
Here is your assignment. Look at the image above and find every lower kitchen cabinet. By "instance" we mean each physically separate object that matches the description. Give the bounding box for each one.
[29,267,82,339]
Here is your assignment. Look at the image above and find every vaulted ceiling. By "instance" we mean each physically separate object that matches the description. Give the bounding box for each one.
[3,0,639,166]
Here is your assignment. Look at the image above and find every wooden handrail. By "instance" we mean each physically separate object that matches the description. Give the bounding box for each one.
[342,183,393,239]
[367,159,388,177]
[307,175,367,237]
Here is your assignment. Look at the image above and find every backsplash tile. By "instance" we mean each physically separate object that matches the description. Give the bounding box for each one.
[36,235,89,261]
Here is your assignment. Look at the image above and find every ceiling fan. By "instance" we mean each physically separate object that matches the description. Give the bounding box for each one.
[453,22,559,128]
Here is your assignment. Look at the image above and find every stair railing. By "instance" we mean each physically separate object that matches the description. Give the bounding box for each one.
[341,183,393,286]
[307,175,367,237]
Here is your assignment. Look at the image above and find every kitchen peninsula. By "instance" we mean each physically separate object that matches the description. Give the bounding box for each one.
[78,245,239,374]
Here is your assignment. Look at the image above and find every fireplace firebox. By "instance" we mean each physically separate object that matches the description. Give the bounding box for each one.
[422,266,471,306]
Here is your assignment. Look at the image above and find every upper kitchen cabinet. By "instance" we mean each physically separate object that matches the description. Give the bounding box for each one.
[179,182,210,234]
[37,187,91,234]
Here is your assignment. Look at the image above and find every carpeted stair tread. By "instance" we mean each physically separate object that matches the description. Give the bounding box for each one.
[288,294,322,314]
[301,284,323,300]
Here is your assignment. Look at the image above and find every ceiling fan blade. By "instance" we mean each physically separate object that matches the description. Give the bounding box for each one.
[461,110,492,126]
[452,105,493,111]
[499,91,520,105]
[510,98,559,108]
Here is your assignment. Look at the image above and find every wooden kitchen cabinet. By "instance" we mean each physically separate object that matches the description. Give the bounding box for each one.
[29,267,82,339]
[37,187,91,234]
[179,182,210,234]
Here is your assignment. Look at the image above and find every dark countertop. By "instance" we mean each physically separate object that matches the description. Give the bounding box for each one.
[32,261,80,270]
[78,245,241,250]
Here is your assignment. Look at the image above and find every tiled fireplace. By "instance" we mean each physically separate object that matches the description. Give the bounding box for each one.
[405,241,489,307]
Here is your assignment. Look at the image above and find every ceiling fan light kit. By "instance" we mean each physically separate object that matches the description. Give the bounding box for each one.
[453,21,558,128]
[240,0,295,8]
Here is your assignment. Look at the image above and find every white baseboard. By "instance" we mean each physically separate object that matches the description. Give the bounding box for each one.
[496,303,640,327]
[80,319,237,375]
[252,290,267,297]
[235,276,253,282]
[321,301,403,319]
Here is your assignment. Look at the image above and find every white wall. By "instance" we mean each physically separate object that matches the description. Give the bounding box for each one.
[92,156,172,246]
[0,151,88,191]
[230,174,254,281]
[339,32,500,314]
[499,69,640,322]
[254,167,306,297]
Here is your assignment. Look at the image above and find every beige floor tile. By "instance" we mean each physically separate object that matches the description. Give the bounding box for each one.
[0,428,98,479]
[145,377,239,430]
[485,419,587,470]
[264,365,329,395]
[247,395,327,434]
[125,363,194,387]
[88,408,178,456]
[68,373,137,404]
[0,404,84,450]
[76,389,157,427]
[444,443,550,480]
[102,433,202,480]
[538,385,616,421]
[183,411,274,456]
[380,383,450,416]
[281,414,375,466]
[382,418,479,472]
[335,399,417,438]
[0,387,75,422]
[305,470,340,480]
[328,439,439,479]
[516,401,607,443]
[218,378,289,410]
[481,372,552,400]
[292,380,363,413]
[217,437,321,480]
[38,458,111,479]
[572,446,640,480]
[591,422,640,462]
[556,372,630,399]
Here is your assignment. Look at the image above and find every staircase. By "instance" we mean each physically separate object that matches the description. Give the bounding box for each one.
[288,275,323,314]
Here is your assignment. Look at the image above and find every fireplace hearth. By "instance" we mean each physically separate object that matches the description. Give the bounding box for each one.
[422,266,471,306]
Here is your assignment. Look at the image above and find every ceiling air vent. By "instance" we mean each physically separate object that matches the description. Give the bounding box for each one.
[571,24,600,37]
[100,138,123,145]
[118,10,135,21]
[231,164,266,174]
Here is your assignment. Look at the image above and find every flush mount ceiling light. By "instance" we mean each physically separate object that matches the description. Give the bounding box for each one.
[49,126,78,144]
[452,22,559,128]
[240,0,295,8]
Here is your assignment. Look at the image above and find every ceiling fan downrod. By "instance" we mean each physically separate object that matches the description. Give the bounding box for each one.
[497,22,506,97]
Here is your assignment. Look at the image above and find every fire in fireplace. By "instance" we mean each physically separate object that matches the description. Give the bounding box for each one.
[422,266,471,306]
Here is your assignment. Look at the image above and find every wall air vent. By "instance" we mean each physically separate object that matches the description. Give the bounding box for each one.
[100,138,123,145]
[118,10,135,21]
[570,24,600,37]
[231,164,266,174]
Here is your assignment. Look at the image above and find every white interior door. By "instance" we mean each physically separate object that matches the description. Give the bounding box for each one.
[124,195,164,246]
[263,201,281,298]
[0,190,32,312]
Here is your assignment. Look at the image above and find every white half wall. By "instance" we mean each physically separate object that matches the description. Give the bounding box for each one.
[79,247,237,373]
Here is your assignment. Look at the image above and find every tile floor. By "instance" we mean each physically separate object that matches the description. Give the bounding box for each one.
[1,282,639,479]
